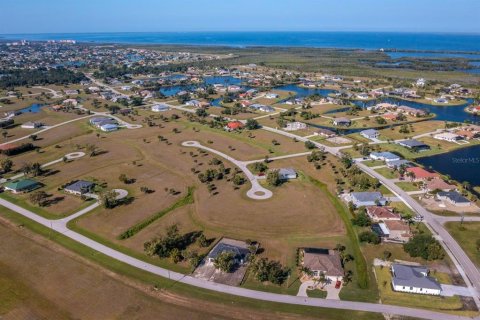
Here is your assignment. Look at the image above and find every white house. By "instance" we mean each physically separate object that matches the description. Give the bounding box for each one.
[391,264,442,295]
[370,152,401,162]
[21,122,42,129]
[278,168,297,180]
[265,93,279,99]
[100,123,118,132]
[332,117,351,126]
[360,129,379,140]
[151,104,170,112]
[284,122,307,131]
[433,132,463,142]
[436,191,471,207]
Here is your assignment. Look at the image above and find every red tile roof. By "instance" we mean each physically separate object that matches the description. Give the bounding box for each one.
[406,167,440,180]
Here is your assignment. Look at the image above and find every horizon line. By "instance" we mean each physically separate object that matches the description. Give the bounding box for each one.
[2,30,480,36]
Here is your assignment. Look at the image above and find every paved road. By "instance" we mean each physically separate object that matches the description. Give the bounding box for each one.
[357,162,480,307]
[182,141,272,200]
[0,196,476,320]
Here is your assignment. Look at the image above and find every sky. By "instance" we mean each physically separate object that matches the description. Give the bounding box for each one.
[1,0,479,34]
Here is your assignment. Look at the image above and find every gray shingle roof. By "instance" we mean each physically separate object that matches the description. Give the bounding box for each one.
[392,264,441,291]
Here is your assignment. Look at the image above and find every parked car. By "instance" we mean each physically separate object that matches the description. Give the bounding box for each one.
[335,280,341,289]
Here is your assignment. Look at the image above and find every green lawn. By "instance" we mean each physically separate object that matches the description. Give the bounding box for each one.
[374,167,397,179]
[395,182,420,192]
[374,267,465,313]
[362,160,384,167]
[0,207,383,320]
[445,222,480,267]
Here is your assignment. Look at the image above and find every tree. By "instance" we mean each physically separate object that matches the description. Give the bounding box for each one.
[351,211,371,227]
[266,170,281,186]
[245,119,260,130]
[0,158,13,173]
[252,162,268,173]
[383,250,392,261]
[358,231,380,244]
[304,141,316,150]
[30,162,43,177]
[403,234,445,260]
[232,174,245,186]
[251,258,289,285]
[86,144,98,157]
[29,191,48,207]
[100,190,119,209]
[29,134,38,141]
[195,108,208,117]
[197,233,209,247]
[214,251,236,273]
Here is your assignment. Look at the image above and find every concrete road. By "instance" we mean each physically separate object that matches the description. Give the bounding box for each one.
[0,195,476,320]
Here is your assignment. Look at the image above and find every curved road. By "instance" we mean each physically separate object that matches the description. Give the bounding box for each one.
[0,197,474,320]
[182,141,272,200]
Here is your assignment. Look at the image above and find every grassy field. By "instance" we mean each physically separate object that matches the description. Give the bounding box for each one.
[374,267,472,315]
[374,167,397,179]
[445,222,480,267]
[0,208,382,320]
[395,181,421,192]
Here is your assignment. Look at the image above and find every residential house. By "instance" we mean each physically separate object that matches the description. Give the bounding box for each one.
[207,238,250,265]
[405,167,439,181]
[265,93,279,99]
[391,264,442,295]
[284,122,307,131]
[397,139,430,151]
[360,129,379,140]
[351,192,387,207]
[21,122,42,129]
[433,132,463,142]
[315,128,336,138]
[250,104,274,112]
[332,117,351,126]
[64,180,95,196]
[301,248,344,281]
[224,121,244,131]
[278,168,297,180]
[424,179,456,192]
[370,152,401,162]
[383,220,411,242]
[4,179,40,194]
[100,123,119,132]
[436,191,471,207]
[386,159,411,169]
[366,206,401,222]
[151,104,170,112]
[186,99,201,107]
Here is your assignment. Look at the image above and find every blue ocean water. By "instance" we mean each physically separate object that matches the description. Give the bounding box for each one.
[2,32,480,52]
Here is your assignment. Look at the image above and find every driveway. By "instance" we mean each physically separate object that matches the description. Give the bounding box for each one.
[441,284,475,297]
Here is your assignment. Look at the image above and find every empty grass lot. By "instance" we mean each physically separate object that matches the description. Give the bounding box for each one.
[445,222,480,267]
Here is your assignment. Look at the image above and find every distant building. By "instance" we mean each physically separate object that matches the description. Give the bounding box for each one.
[436,191,471,207]
[433,132,463,142]
[332,117,351,126]
[351,192,387,207]
[278,168,297,180]
[4,179,40,194]
[397,139,430,151]
[100,123,118,132]
[315,128,336,138]
[265,93,279,99]
[405,167,439,181]
[284,122,307,131]
[370,152,401,162]
[366,206,401,222]
[360,129,379,140]
[64,180,95,196]
[151,104,170,112]
[224,121,244,131]
[21,122,43,129]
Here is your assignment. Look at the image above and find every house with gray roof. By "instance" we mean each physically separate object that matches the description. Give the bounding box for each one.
[351,192,387,207]
[64,180,95,196]
[391,264,442,295]
[332,117,351,126]
[436,191,471,207]
[360,129,379,140]
[370,152,401,162]
[207,238,250,266]
[397,139,430,151]
[278,168,297,180]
